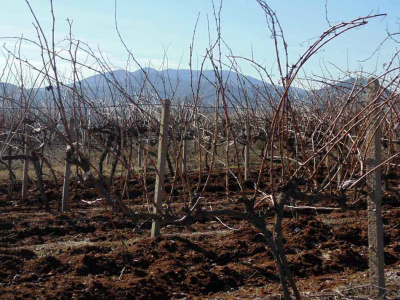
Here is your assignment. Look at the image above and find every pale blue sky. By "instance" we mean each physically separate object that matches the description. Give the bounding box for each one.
[0,0,399,86]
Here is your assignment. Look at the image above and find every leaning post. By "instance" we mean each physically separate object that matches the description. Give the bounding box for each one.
[151,99,171,237]
[364,77,385,298]
[61,117,75,212]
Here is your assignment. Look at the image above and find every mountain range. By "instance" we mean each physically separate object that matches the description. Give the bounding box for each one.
[0,69,374,108]
[72,68,311,105]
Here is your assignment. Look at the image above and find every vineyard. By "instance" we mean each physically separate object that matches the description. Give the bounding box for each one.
[1,1,400,299]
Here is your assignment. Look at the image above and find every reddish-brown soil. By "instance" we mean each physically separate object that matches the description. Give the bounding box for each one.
[0,171,399,299]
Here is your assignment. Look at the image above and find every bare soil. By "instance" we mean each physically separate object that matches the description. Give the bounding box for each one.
[0,171,399,299]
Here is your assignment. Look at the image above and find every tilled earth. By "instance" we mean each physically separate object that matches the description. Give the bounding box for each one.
[0,172,399,299]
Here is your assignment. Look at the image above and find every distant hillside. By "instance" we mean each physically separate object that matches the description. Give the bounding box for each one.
[0,69,311,107]
[64,68,308,105]
[316,77,368,98]
[0,82,20,95]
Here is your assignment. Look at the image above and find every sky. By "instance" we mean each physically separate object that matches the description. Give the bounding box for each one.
[0,0,399,88]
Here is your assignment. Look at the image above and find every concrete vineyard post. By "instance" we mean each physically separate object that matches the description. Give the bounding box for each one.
[151,99,171,237]
[182,137,187,176]
[22,121,30,200]
[244,120,250,181]
[61,117,75,212]
[364,77,385,298]
[137,141,142,169]
[337,156,343,190]
[225,133,230,189]
[7,146,13,201]
[244,144,250,181]
[83,107,90,159]
[87,108,92,160]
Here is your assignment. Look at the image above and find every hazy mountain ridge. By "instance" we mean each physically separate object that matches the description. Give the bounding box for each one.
[312,77,391,105]
[0,82,20,94]
[1,69,373,107]
[66,68,308,105]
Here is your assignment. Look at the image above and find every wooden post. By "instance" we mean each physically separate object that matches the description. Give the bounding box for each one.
[244,143,250,181]
[225,132,230,190]
[337,151,343,190]
[87,108,91,160]
[22,122,30,200]
[61,117,75,212]
[137,141,142,169]
[82,108,90,157]
[151,99,170,237]
[182,137,187,176]
[7,146,14,201]
[194,101,199,152]
[244,120,250,181]
[364,77,385,298]
[324,154,330,170]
